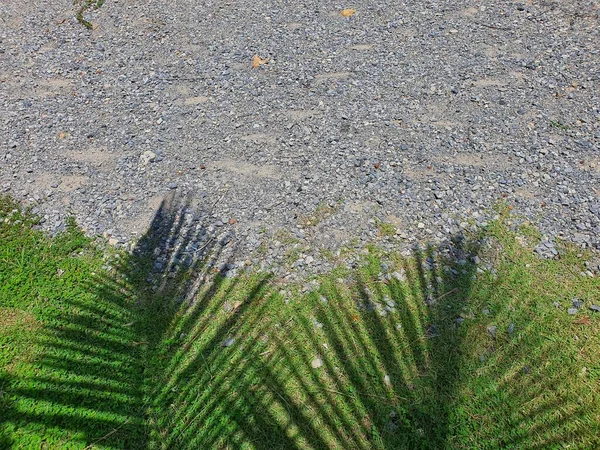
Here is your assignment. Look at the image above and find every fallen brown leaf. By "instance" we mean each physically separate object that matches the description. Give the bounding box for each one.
[573,316,591,325]
[341,8,356,17]
[252,55,269,68]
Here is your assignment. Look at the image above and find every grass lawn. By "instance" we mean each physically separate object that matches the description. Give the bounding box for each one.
[1,195,599,449]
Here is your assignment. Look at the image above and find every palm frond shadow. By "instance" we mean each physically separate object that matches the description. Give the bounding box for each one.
[0,192,239,448]
[143,234,481,449]
[2,193,591,448]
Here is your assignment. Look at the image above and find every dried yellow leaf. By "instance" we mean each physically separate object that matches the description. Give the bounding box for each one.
[341,8,356,17]
[252,55,269,68]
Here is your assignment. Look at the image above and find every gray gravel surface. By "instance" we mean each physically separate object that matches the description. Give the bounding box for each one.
[1,0,599,276]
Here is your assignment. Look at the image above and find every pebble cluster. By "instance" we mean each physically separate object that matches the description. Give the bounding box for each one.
[1,0,599,276]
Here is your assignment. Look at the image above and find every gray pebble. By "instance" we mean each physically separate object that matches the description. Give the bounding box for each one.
[311,357,323,369]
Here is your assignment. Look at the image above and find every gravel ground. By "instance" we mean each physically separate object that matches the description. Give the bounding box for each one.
[1,0,599,276]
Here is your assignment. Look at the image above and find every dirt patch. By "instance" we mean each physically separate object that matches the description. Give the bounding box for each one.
[183,96,209,106]
[59,175,88,192]
[239,133,277,144]
[460,7,479,17]
[578,157,600,174]
[0,308,39,329]
[343,200,377,214]
[385,215,404,229]
[0,308,41,372]
[350,44,374,51]
[403,165,439,181]
[286,109,323,121]
[471,72,525,88]
[26,173,87,194]
[66,148,118,169]
[513,186,542,200]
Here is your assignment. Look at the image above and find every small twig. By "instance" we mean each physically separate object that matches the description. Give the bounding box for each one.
[266,200,284,211]
[211,192,226,210]
[198,237,215,253]
[277,153,307,159]
[472,21,512,31]
[432,287,459,302]
[324,387,404,402]
[84,418,131,449]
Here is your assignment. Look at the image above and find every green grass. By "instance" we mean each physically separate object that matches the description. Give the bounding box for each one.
[74,0,104,29]
[1,195,599,449]
[0,197,146,448]
[376,220,397,237]
[549,120,570,130]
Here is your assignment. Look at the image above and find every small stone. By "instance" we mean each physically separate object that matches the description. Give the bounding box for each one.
[167,182,178,190]
[222,337,235,347]
[305,255,314,264]
[487,325,497,338]
[311,357,323,369]
[589,305,600,313]
[140,150,156,165]
[572,298,584,309]
[383,374,391,386]
[567,307,578,315]
[391,271,406,282]
[417,222,425,229]
[508,323,515,334]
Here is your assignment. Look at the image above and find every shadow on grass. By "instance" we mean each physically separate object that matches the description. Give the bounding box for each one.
[140,232,482,449]
[0,192,241,448]
[2,193,595,448]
